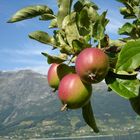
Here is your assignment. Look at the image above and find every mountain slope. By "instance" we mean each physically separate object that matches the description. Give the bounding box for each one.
[0,70,139,139]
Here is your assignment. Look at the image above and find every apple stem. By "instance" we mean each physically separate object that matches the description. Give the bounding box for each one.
[98,40,101,49]
[89,73,96,80]
[61,104,68,111]
[52,88,57,92]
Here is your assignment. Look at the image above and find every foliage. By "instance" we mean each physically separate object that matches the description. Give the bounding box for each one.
[8,0,140,133]
[7,5,55,23]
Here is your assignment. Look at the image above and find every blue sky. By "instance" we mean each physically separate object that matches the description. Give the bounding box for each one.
[0,0,125,74]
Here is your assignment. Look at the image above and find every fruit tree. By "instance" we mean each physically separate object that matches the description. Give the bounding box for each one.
[8,0,140,133]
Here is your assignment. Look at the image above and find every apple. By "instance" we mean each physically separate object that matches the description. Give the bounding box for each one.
[58,74,92,109]
[75,48,109,83]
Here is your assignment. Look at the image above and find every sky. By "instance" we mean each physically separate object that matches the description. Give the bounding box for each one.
[0,0,125,74]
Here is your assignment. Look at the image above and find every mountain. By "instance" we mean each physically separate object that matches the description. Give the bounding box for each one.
[0,70,140,139]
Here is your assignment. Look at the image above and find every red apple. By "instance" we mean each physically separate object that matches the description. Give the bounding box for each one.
[47,63,60,89]
[47,63,75,89]
[58,74,92,109]
[75,48,109,83]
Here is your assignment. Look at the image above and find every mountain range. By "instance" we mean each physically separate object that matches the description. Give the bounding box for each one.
[0,70,140,139]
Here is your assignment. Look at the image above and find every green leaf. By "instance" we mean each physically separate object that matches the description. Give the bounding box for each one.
[72,39,91,54]
[41,52,67,64]
[87,6,99,23]
[74,0,84,12]
[76,7,91,36]
[118,0,140,19]
[72,40,84,54]
[120,7,136,19]
[118,22,134,35]
[109,39,126,47]
[57,0,73,28]
[8,5,53,23]
[62,12,80,47]
[92,11,109,41]
[118,20,140,39]
[57,31,74,55]
[82,101,99,133]
[116,39,140,73]
[57,63,75,80]
[93,21,104,40]
[77,5,98,36]
[133,0,140,5]
[52,30,73,54]
[133,19,140,38]
[105,72,140,99]
[133,6,140,18]
[74,0,98,12]
[49,19,58,28]
[29,31,57,47]
[87,1,98,10]
[39,13,55,20]
[58,53,68,60]
[78,7,90,29]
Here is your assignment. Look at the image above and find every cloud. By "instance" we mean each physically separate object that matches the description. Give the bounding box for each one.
[0,48,48,66]
[10,59,46,65]
[0,48,51,58]
[0,41,52,72]
[1,46,50,74]
[0,41,52,56]
[12,65,49,75]
[1,48,42,56]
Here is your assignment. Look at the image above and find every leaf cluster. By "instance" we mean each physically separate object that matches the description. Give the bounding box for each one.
[8,0,109,63]
[104,0,140,100]
[7,0,140,133]
[118,0,140,39]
